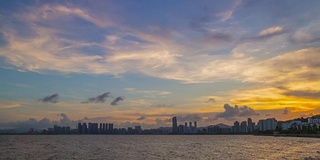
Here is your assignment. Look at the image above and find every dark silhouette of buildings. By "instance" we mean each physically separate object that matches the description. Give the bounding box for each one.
[171,117,198,134]
[172,116,178,133]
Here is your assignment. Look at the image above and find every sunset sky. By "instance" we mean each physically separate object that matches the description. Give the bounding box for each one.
[0,0,319,130]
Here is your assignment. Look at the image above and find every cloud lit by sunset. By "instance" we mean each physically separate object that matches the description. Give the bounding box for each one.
[0,0,319,129]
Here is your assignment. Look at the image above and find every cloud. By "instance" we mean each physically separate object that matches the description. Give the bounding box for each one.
[282,108,289,115]
[40,94,59,103]
[284,90,320,99]
[217,0,242,22]
[123,87,135,91]
[215,104,259,120]
[265,114,272,117]
[125,88,171,97]
[207,98,216,103]
[290,22,320,43]
[243,47,320,84]
[151,104,174,108]
[0,113,82,132]
[111,96,124,105]
[300,113,313,117]
[174,114,203,123]
[0,103,21,109]
[259,26,283,37]
[137,116,146,121]
[82,92,112,103]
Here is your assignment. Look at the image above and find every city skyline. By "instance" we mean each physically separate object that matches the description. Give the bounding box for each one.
[1,1,320,130]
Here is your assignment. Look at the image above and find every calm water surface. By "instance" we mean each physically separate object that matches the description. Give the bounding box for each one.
[0,135,319,160]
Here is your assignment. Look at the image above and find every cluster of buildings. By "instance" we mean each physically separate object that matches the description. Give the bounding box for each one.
[281,117,320,130]
[43,123,145,135]
[172,116,198,134]
[77,122,146,134]
[43,125,75,134]
[25,115,320,135]
[232,118,277,134]
[77,123,114,134]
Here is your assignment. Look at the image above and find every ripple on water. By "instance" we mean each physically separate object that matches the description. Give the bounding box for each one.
[0,135,319,160]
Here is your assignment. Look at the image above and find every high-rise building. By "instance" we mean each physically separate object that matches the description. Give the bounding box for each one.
[109,123,113,133]
[240,121,247,133]
[93,123,98,134]
[266,118,277,131]
[189,122,192,133]
[88,123,92,134]
[258,118,277,131]
[233,121,240,133]
[184,122,188,133]
[135,126,142,134]
[103,123,106,133]
[78,123,82,134]
[194,121,197,133]
[258,120,266,131]
[178,125,184,133]
[247,118,253,133]
[82,123,87,134]
[172,117,178,133]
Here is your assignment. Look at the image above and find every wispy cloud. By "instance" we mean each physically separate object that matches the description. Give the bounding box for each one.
[217,0,242,22]
[124,88,171,96]
[259,26,283,37]
[0,103,21,109]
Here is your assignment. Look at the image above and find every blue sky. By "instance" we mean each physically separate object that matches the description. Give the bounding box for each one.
[0,0,320,130]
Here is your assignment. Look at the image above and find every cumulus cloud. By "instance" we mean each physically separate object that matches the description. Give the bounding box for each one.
[0,113,82,133]
[282,108,289,115]
[215,104,259,120]
[39,93,59,103]
[82,92,112,103]
[111,96,124,105]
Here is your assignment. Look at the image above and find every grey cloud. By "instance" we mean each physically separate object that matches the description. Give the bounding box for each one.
[137,116,146,121]
[82,92,112,103]
[265,113,272,116]
[207,98,216,103]
[39,93,59,103]
[290,23,320,44]
[151,104,173,108]
[0,113,82,133]
[111,96,124,105]
[215,104,259,120]
[284,90,320,99]
[282,108,289,115]
[168,114,203,123]
[205,32,233,43]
